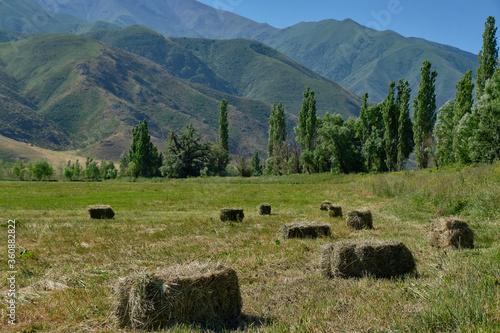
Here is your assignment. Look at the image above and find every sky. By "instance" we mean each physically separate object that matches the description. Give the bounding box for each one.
[196,0,500,54]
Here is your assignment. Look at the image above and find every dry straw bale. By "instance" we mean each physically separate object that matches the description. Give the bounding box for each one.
[87,205,115,219]
[220,209,244,222]
[320,201,333,211]
[258,203,271,215]
[282,223,331,239]
[114,262,242,330]
[328,204,343,217]
[321,240,416,279]
[429,217,474,250]
[346,208,373,229]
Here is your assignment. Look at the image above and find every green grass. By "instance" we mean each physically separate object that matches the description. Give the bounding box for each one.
[1,165,499,332]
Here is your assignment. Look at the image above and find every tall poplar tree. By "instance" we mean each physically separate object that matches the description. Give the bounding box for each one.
[383,81,398,171]
[477,16,498,99]
[475,67,500,162]
[219,99,229,153]
[128,120,162,177]
[356,92,369,144]
[267,102,289,175]
[295,87,318,152]
[215,99,230,175]
[434,101,456,166]
[453,70,475,163]
[268,102,287,157]
[413,61,438,169]
[396,80,414,171]
[454,70,475,122]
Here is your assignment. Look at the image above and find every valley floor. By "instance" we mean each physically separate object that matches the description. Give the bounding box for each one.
[1,166,499,332]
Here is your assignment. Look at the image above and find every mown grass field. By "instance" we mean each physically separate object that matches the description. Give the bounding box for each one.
[1,165,500,332]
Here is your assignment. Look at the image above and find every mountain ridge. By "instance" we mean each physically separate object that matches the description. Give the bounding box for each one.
[0,34,286,160]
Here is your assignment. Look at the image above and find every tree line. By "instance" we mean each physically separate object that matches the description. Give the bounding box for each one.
[266,16,499,175]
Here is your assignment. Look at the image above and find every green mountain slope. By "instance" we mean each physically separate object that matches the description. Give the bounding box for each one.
[260,19,478,106]
[85,25,234,94]
[84,26,362,118]
[36,0,277,40]
[173,37,362,118]
[0,34,281,159]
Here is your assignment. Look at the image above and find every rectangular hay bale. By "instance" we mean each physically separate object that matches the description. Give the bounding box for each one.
[282,223,331,239]
[114,262,242,330]
[429,217,474,249]
[321,240,416,279]
[346,208,373,229]
[87,205,115,219]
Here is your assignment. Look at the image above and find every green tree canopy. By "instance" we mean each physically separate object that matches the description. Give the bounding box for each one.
[413,60,438,169]
[161,124,209,178]
[396,80,414,171]
[295,87,318,152]
[31,159,53,181]
[128,120,162,177]
[219,99,229,153]
[383,81,398,171]
[477,16,498,99]
[474,67,500,162]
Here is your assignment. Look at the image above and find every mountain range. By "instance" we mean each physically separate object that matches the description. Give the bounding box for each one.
[0,0,480,162]
[32,0,478,105]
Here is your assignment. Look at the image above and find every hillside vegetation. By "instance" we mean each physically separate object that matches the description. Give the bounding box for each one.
[0,34,279,159]
[260,19,478,106]
[0,165,499,332]
[85,25,362,118]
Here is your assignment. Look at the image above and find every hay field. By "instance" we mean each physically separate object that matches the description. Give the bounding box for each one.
[1,165,500,332]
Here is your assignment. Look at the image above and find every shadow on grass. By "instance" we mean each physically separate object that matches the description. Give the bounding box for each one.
[174,314,275,332]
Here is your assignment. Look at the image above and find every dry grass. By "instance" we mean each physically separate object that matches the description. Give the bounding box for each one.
[0,134,87,166]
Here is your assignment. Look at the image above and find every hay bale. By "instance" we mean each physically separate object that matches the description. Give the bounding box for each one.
[429,217,474,250]
[321,240,416,279]
[114,262,242,330]
[328,204,343,217]
[320,201,333,211]
[220,209,244,222]
[258,203,271,215]
[87,205,115,219]
[282,223,331,239]
[346,208,373,229]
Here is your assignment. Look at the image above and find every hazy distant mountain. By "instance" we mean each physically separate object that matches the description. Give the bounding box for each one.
[85,26,362,119]
[36,0,277,40]
[0,34,281,159]
[260,19,478,106]
[0,0,120,35]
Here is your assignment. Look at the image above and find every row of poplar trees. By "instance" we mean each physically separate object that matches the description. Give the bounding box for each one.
[434,16,499,166]
[267,16,499,175]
